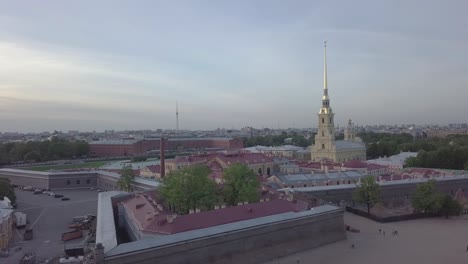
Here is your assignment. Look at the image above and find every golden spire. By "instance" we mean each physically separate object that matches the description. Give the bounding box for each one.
[324,40,328,91]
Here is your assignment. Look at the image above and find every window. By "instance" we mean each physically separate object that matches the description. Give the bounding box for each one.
[86,179,91,184]
[322,144,325,149]
[66,180,70,185]
[330,118,332,123]
[76,179,80,185]
[322,131,324,137]
[322,118,325,123]
[337,181,340,185]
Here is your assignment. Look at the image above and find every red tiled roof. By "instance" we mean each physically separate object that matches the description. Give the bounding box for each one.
[367,163,387,170]
[343,160,367,168]
[122,195,305,236]
[174,153,273,165]
[295,162,322,169]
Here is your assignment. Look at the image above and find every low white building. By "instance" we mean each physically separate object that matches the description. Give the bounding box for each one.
[367,152,418,171]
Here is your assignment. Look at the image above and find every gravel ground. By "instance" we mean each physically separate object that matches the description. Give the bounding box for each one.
[264,212,468,264]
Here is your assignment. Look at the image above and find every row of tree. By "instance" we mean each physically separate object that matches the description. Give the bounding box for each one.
[358,132,415,159]
[243,131,313,148]
[353,176,462,218]
[360,132,468,170]
[405,147,468,170]
[159,164,259,215]
[0,137,90,165]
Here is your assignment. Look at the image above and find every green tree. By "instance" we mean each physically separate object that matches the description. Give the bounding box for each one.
[353,176,381,214]
[411,180,442,213]
[118,164,135,192]
[223,163,260,205]
[74,141,90,157]
[437,195,462,218]
[0,178,16,204]
[159,165,216,215]
[24,150,42,162]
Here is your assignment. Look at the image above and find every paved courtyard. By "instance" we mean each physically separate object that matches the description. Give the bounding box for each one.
[6,189,98,263]
[264,212,468,264]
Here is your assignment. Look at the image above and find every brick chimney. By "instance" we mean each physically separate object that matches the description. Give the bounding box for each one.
[160,136,166,177]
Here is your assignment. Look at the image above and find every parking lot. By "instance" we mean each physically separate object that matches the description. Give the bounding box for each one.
[7,189,99,263]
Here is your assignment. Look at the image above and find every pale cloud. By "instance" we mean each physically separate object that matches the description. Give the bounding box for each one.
[0,0,467,132]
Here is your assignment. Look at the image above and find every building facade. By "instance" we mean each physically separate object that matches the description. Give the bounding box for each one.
[0,197,13,251]
[90,138,244,157]
[311,43,366,162]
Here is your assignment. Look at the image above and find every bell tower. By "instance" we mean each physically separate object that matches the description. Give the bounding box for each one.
[312,41,336,161]
[344,119,356,141]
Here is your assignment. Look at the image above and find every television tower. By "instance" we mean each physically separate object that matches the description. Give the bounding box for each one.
[176,101,179,132]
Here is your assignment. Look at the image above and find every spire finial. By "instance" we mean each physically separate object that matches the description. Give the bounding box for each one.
[324,40,328,91]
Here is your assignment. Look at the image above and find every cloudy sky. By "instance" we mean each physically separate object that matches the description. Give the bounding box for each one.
[0,0,467,132]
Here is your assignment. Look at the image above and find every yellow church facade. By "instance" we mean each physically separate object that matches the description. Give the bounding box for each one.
[311,43,366,162]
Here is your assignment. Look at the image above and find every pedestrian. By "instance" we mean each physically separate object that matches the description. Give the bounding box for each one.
[383,230,385,236]
[379,228,381,234]
[351,244,355,249]
[466,245,468,252]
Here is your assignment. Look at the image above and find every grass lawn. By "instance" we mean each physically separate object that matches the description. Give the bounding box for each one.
[24,160,111,171]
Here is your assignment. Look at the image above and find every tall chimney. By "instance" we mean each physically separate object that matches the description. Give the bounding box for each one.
[160,136,166,177]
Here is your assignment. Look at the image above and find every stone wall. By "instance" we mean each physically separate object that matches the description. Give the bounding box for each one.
[0,169,49,189]
[296,176,468,204]
[104,207,345,264]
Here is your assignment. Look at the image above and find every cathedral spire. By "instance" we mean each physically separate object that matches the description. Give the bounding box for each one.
[322,41,330,108]
[324,40,328,91]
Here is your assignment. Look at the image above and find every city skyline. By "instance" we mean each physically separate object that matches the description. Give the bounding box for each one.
[1,1,468,132]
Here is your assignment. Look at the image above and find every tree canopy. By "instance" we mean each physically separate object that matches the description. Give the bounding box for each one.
[243,131,313,148]
[412,180,463,217]
[437,195,462,218]
[359,132,468,170]
[0,178,16,204]
[0,138,90,165]
[159,165,216,215]
[117,164,135,192]
[223,163,260,205]
[411,180,442,213]
[353,175,381,214]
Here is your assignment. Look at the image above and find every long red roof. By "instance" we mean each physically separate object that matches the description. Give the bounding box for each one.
[122,195,306,235]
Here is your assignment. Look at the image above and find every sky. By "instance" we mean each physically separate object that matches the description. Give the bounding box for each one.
[0,0,467,132]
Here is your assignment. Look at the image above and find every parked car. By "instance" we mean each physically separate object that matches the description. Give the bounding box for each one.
[33,191,42,195]
[61,197,70,201]
[48,192,55,196]
[54,194,64,198]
